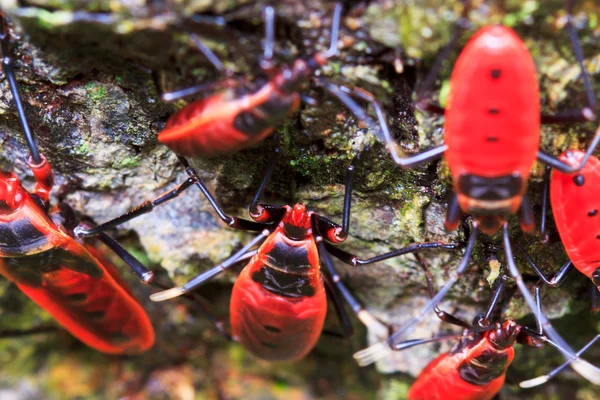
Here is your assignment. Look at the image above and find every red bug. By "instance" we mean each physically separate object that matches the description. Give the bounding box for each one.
[156,4,383,158]
[353,0,600,384]
[388,273,600,399]
[148,148,458,362]
[0,14,157,353]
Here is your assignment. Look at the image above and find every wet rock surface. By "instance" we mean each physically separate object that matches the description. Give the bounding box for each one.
[0,0,598,399]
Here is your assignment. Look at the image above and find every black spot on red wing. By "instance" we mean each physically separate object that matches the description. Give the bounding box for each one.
[596,235,600,239]
[64,293,87,302]
[88,311,105,321]
[488,108,499,115]
[264,325,281,333]
[260,341,278,349]
[486,136,498,142]
[574,175,585,186]
[589,209,598,217]
[491,69,501,79]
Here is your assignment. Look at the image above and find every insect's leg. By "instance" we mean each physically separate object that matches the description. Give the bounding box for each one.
[0,15,42,164]
[389,333,466,351]
[501,224,600,385]
[150,229,270,301]
[321,271,354,339]
[518,195,535,233]
[487,243,574,287]
[0,15,55,202]
[589,281,600,313]
[324,240,459,267]
[74,177,204,237]
[540,166,552,242]
[520,333,600,388]
[414,253,471,330]
[537,124,600,173]
[177,155,283,228]
[249,133,280,216]
[313,214,390,339]
[336,85,447,168]
[94,231,155,283]
[314,234,390,340]
[415,0,471,110]
[0,325,58,339]
[472,275,509,332]
[540,0,596,125]
[445,193,462,230]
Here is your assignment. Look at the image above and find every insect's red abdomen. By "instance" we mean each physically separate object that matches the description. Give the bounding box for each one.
[408,336,514,400]
[0,199,154,354]
[445,26,540,179]
[229,265,326,362]
[551,151,600,281]
[158,84,300,158]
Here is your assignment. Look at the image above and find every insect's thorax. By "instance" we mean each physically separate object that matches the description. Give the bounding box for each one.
[454,172,527,235]
[0,199,55,257]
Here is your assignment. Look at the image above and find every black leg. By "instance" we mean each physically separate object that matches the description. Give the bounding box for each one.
[353,226,478,366]
[414,253,471,330]
[472,275,509,332]
[0,14,42,164]
[176,156,274,230]
[518,195,535,233]
[540,165,552,242]
[249,133,280,216]
[73,177,198,238]
[589,281,600,313]
[383,227,477,345]
[96,229,234,339]
[520,333,600,388]
[445,193,462,231]
[0,325,58,339]
[389,333,466,351]
[325,241,458,267]
[150,229,270,301]
[94,231,154,283]
[336,147,370,241]
[501,224,600,385]
[161,79,238,102]
[322,271,354,339]
[488,243,574,287]
[338,85,447,168]
[314,218,389,339]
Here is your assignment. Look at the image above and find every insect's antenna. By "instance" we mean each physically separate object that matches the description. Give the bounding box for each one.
[323,3,342,58]
[0,14,42,164]
[520,334,600,388]
[263,6,275,61]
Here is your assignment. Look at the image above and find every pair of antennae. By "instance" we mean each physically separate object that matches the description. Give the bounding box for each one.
[190,3,342,74]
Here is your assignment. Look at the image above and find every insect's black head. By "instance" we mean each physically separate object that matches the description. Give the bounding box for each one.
[0,171,25,215]
[280,203,312,240]
[487,319,521,350]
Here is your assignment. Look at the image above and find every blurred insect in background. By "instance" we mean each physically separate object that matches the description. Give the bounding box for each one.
[0,14,154,353]
[149,147,458,361]
[352,0,600,384]
[155,3,388,158]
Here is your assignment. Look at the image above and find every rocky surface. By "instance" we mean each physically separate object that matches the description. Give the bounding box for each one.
[0,0,598,399]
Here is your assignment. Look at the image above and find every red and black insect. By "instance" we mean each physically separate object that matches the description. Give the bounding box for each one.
[155,4,384,158]
[147,146,458,362]
[353,0,600,381]
[386,272,600,398]
[0,15,158,353]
